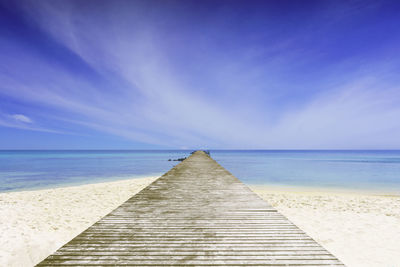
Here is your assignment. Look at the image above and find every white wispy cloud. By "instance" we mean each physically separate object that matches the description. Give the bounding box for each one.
[11,114,32,123]
[0,112,70,134]
[1,1,399,148]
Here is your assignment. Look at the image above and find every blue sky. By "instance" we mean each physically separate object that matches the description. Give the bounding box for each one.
[1,0,400,149]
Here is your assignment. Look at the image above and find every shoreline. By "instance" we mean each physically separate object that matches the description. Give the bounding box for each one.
[4,180,400,196]
[0,173,164,194]
[0,178,399,267]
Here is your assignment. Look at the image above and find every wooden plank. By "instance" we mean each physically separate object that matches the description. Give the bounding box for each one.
[37,151,343,266]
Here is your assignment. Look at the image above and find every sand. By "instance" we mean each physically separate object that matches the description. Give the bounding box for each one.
[1,178,399,267]
[0,176,158,267]
[250,185,400,267]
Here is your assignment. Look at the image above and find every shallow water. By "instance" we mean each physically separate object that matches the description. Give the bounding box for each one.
[1,150,399,192]
[212,150,400,193]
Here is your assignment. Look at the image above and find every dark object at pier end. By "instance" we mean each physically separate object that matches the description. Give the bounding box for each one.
[168,157,186,161]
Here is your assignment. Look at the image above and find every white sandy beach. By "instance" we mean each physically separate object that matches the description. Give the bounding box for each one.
[0,177,158,267]
[1,178,399,267]
[251,185,400,267]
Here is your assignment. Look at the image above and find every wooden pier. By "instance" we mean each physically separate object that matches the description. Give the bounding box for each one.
[37,151,343,266]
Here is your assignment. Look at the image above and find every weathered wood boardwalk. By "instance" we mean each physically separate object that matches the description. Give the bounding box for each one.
[38,151,343,266]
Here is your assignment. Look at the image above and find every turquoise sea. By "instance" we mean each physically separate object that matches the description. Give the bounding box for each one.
[0,150,400,193]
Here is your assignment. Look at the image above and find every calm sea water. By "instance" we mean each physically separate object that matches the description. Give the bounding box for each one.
[0,150,399,193]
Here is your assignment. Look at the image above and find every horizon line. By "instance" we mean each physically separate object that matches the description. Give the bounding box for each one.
[1,149,400,151]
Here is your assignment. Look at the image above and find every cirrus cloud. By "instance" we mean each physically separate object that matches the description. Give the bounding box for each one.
[11,114,32,123]
[0,0,400,149]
